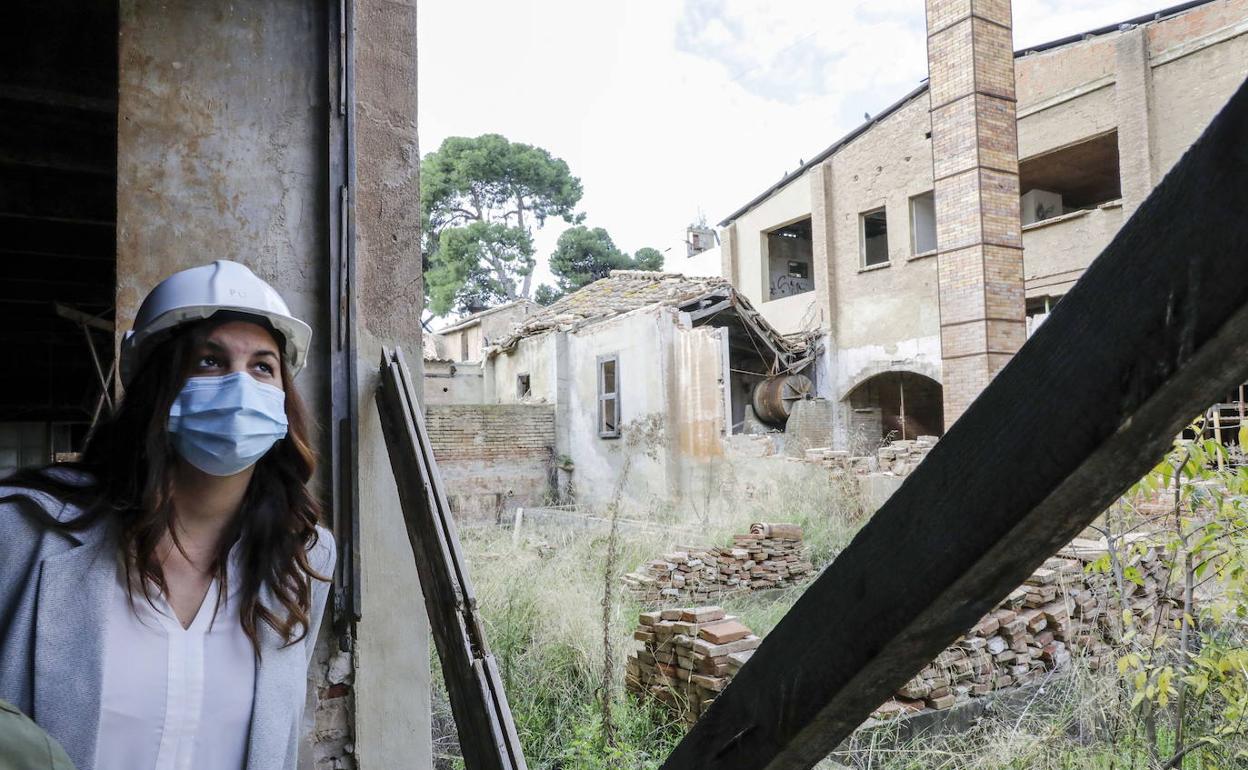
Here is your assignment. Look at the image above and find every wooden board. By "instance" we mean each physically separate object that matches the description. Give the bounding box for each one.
[376,347,527,770]
[660,75,1248,770]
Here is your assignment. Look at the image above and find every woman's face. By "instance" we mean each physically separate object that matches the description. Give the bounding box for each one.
[186,320,284,390]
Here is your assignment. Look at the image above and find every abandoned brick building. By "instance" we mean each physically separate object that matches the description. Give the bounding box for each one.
[717,0,1248,451]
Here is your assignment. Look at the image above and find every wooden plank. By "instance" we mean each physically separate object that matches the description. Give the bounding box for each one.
[661,75,1248,770]
[376,347,527,770]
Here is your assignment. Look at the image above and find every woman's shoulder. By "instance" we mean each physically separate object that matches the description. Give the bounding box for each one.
[308,524,337,575]
[0,469,101,546]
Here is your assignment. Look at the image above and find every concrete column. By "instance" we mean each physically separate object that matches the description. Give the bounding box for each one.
[808,163,849,447]
[926,0,1026,427]
[553,331,573,499]
[1115,26,1156,216]
[350,0,432,768]
[809,163,837,342]
[720,223,739,286]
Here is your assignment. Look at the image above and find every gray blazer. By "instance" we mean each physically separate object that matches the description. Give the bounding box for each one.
[0,482,336,770]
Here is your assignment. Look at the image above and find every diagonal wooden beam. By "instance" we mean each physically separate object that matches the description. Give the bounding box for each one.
[376,347,528,770]
[661,75,1248,770]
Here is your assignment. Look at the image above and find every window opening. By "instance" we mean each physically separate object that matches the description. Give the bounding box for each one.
[860,208,889,267]
[909,192,936,255]
[597,355,620,438]
[1019,131,1122,225]
[766,217,814,300]
[517,374,531,399]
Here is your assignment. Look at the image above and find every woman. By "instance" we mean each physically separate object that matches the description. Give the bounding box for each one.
[0,260,336,770]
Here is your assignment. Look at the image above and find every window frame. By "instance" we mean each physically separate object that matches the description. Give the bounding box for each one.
[516,373,531,399]
[908,191,937,256]
[859,206,890,268]
[597,354,621,439]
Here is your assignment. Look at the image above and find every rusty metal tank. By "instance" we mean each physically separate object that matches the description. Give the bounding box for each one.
[751,373,813,425]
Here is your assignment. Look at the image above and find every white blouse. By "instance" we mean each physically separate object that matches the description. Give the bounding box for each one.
[95,547,256,770]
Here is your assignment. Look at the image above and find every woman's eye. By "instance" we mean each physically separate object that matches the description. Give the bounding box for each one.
[198,355,221,368]
[256,362,274,375]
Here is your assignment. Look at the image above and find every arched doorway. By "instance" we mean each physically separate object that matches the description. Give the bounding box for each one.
[845,371,944,452]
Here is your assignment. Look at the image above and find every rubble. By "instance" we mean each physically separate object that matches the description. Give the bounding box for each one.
[875,537,1179,717]
[805,435,938,477]
[629,535,1180,729]
[621,523,813,603]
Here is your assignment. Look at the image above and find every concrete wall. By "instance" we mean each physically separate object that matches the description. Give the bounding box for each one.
[350,1,430,767]
[1149,5,1248,178]
[681,244,724,278]
[1021,203,1123,297]
[114,4,364,768]
[117,1,435,766]
[727,179,812,310]
[423,359,484,405]
[486,332,559,405]
[484,306,734,512]
[426,404,556,520]
[435,300,537,362]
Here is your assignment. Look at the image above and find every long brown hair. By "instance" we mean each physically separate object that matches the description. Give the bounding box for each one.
[5,317,327,653]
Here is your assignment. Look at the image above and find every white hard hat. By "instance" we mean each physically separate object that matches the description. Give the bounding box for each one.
[120,260,313,385]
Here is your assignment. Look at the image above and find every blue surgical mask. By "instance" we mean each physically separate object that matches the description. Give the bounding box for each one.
[167,372,289,476]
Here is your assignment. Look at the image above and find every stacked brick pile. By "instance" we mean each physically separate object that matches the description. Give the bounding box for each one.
[805,435,938,477]
[625,606,761,726]
[626,536,1178,729]
[621,524,813,603]
[872,538,1177,718]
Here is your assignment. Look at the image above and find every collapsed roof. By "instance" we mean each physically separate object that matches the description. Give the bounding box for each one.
[490,270,821,375]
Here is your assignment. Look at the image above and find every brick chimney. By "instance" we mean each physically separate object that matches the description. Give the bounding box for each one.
[926,0,1026,427]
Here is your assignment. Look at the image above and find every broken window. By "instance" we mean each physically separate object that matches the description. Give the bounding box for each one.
[909,191,937,255]
[598,355,620,438]
[1025,294,1062,337]
[765,217,815,300]
[1019,130,1122,225]
[860,208,889,267]
[516,374,531,399]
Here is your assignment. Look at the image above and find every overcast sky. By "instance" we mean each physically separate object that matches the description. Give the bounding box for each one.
[418,0,1170,312]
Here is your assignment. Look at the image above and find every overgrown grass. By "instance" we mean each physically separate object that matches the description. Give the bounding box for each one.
[433,461,861,769]
[821,654,1246,769]
[432,459,1248,769]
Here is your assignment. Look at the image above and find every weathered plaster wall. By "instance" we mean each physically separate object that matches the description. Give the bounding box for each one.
[114,4,352,767]
[485,308,734,512]
[682,244,723,278]
[1021,204,1123,297]
[486,333,559,405]
[760,291,822,334]
[422,359,484,405]
[728,179,812,309]
[1016,83,1117,159]
[116,0,330,429]
[1150,17,1248,178]
[350,0,430,767]
[667,324,728,504]
[563,309,674,510]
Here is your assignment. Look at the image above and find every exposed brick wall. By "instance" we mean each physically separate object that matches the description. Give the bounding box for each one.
[927,0,1026,426]
[426,405,556,520]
